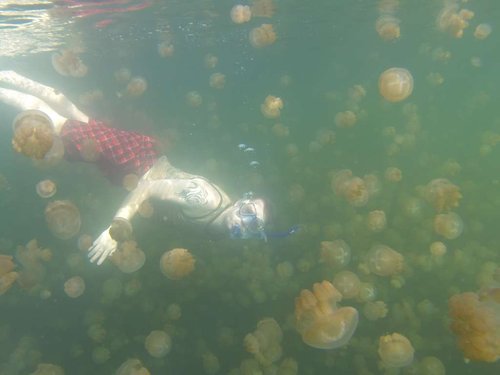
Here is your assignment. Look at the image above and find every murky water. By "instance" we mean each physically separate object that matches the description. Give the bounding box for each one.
[0,0,499,374]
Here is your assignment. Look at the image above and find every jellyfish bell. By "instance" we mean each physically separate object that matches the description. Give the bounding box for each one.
[36,179,57,199]
[111,240,145,273]
[434,212,463,239]
[160,248,195,280]
[145,330,172,358]
[230,5,252,24]
[52,49,88,78]
[45,200,81,240]
[64,276,85,298]
[378,68,414,102]
[12,110,55,160]
[378,333,415,368]
[126,77,148,97]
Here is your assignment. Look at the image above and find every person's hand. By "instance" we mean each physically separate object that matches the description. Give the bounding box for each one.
[88,226,117,265]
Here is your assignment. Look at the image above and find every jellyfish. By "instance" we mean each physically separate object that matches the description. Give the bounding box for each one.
[424,178,462,212]
[378,67,414,102]
[249,24,277,48]
[160,248,195,280]
[363,301,388,321]
[202,352,220,375]
[332,271,361,299]
[166,303,182,320]
[186,91,203,107]
[115,358,151,375]
[64,276,85,298]
[261,95,283,119]
[419,356,446,375]
[230,5,252,24]
[375,15,400,41]
[448,288,500,362]
[474,23,492,40]
[36,180,57,199]
[367,210,387,232]
[272,123,289,138]
[366,244,404,277]
[15,239,51,290]
[204,54,218,69]
[429,241,447,258]
[334,110,357,128]
[385,167,402,182]
[436,3,472,38]
[52,49,88,77]
[45,200,81,240]
[145,330,172,358]
[434,212,463,240]
[294,280,359,349]
[342,177,369,207]
[0,255,18,295]
[12,110,55,160]
[126,77,148,97]
[209,73,226,89]
[244,318,283,366]
[111,240,146,273]
[320,240,351,269]
[378,333,415,368]
[157,41,174,57]
[77,234,93,252]
[122,173,139,191]
[251,0,275,18]
[79,89,104,106]
[92,346,111,364]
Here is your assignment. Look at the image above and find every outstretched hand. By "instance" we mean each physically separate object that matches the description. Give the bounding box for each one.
[88,226,117,265]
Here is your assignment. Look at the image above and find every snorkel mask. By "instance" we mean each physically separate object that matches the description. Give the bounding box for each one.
[228,195,267,240]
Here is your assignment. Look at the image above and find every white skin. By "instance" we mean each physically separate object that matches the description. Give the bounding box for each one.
[0,71,267,265]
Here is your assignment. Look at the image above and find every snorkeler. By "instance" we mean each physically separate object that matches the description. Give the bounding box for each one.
[0,70,272,265]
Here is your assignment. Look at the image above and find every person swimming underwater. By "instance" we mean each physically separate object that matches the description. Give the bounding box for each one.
[0,70,294,265]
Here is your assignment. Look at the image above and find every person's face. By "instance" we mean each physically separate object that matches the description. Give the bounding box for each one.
[228,198,267,239]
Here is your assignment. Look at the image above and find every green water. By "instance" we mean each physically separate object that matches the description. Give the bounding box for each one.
[0,0,499,374]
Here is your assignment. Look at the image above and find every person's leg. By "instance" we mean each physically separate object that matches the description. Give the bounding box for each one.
[0,70,88,122]
[0,87,67,133]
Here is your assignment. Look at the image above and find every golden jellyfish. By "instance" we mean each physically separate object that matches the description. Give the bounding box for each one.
[343,177,369,207]
[186,90,203,107]
[160,248,195,280]
[52,48,88,77]
[436,4,472,38]
[0,255,18,295]
[474,23,492,40]
[30,363,65,375]
[15,239,51,290]
[332,270,361,299]
[209,72,226,89]
[115,358,151,375]
[366,244,404,277]
[157,41,174,57]
[122,173,139,191]
[79,138,100,162]
[126,77,148,97]
[378,333,415,368]
[272,123,289,138]
[79,89,104,106]
[295,280,359,349]
[111,240,146,273]
[204,53,218,69]
[449,289,500,362]
[320,240,351,268]
[419,356,446,375]
[378,67,414,102]
[424,178,462,212]
[45,200,81,240]
[375,15,401,41]
[145,330,172,358]
[363,300,388,321]
[334,110,357,128]
[384,167,402,182]
[114,67,132,83]
[166,303,182,320]
[230,5,252,24]
[36,179,57,199]
[12,110,55,160]
[434,212,463,240]
[261,95,283,119]
[429,241,447,258]
[64,276,85,298]
[77,234,93,251]
[249,24,277,48]
[367,210,386,232]
[244,318,283,367]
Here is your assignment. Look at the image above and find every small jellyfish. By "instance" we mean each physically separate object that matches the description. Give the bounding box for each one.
[385,167,402,182]
[261,95,283,119]
[209,72,226,89]
[64,276,85,298]
[52,49,88,77]
[30,364,65,375]
[367,210,386,232]
[115,358,151,375]
[375,15,400,41]
[295,280,359,349]
[36,179,57,198]
[126,77,148,97]
[111,240,146,273]
[77,234,93,251]
[363,300,388,321]
[332,270,361,299]
[249,24,277,48]
[204,54,218,69]
[45,200,81,240]
[145,330,172,358]
[378,333,415,368]
[122,173,139,191]
[434,212,463,240]
[366,244,404,277]
[429,241,447,257]
[160,248,195,280]
[474,23,492,40]
[0,255,18,295]
[186,91,203,107]
[424,178,462,212]
[12,110,55,160]
[378,67,414,102]
[157,41,174,57]
[334,110,357,128]
[230,5,252,24]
